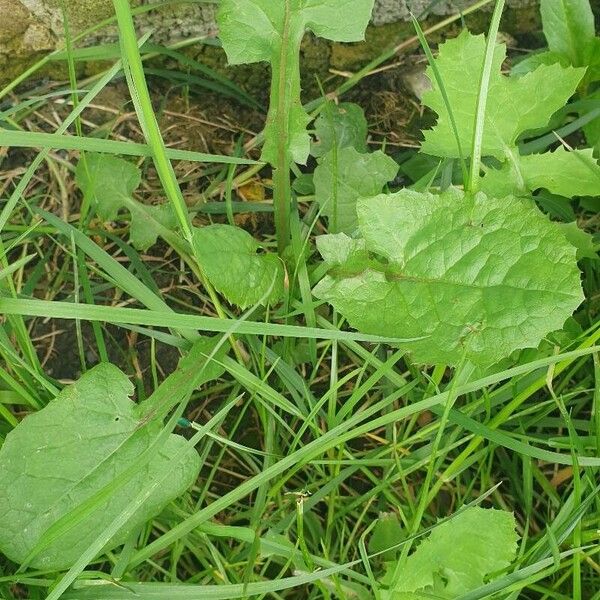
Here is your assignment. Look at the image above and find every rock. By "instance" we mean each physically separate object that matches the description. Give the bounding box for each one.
[371,0,536,25]
[0,0,55,76]
[0,0,539,85]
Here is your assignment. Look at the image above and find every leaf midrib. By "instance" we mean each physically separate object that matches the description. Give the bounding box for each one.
[331,267,579,299]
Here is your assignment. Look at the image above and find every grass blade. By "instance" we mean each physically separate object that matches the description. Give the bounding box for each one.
[0,297,424,344]
[0,130,259,165]
[410,12,469,184]
[113,0,193,242]
[467,0,506,191]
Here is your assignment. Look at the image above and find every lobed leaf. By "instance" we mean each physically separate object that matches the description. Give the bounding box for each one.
[380,507,518,598]
[193,224,284,308]
[480,147,600,198]
[421,30,585,159]
[313,188,583,366]
[217,0,374,165]
[314,146,398,233]
[559,222,598,260]
[76,154,176,251]
[511,50,570,77]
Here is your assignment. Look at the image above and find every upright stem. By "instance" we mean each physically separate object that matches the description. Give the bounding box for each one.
[273,0,293,254]
[273,161,291,255]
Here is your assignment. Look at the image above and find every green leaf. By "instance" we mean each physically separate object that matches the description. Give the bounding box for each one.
[536,190,577,221]
[193,224,284,308]
[0,364,200,570]
[368,512,404,562]
[76,154,176,251]
[380,507,518,598]
[315,233,370,270]
[313,188,583,366]
[314,146,398,233]
[76,153,140,220]
[128,202,178,251]
[292,173,315,195]
[587,38,600,82]
[480,147,600,198]
[421,30,585,159]
[311,102,368,158]
[540,0,596,67]
[511,50,571,77]
[559,222,598,260]
[217,0,374,165]
[583,90,600,153]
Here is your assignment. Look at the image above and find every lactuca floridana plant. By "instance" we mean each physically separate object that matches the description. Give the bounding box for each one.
[217,0,375,251]
[312,101,399,234]
[420,30,600,199]
[76,153,176,251]
[312,24,590,368]
[313,188,583,367]
[379,507,518,598]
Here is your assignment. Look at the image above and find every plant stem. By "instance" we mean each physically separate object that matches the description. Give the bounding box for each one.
[273,163,291,255]
[273,0,293,254]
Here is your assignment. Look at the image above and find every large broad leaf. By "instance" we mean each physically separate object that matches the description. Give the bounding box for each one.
[480,147,600,198]
[421,30,585,159]
[540,0,596,67]
[380,507,518,599]
[193,224,284,308]
[0,339,226,570]
[217,0,374,165]
[76,154,176,251]
[313,188,583,366]
[314,146,398,234]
